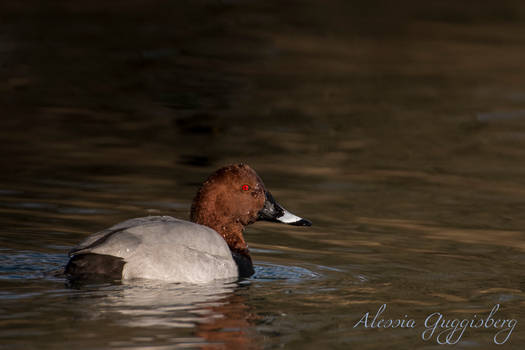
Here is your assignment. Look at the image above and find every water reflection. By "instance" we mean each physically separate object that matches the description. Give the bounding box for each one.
[66,279,260,349]
[99,280,238,328]
[61,263,320,349]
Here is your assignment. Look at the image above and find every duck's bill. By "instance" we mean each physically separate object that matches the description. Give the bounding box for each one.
[274,208,312,226]
[257,191,312,226]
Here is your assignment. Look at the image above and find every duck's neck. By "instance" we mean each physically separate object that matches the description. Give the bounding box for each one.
[210,220,256,277]
[192,216,254,277]
[190,204,255,277]
[215,221,250,254]
[191,214,249,254]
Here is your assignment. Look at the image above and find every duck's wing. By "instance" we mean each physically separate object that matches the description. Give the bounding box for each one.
[69,216,182,256]
[69,216,232,260]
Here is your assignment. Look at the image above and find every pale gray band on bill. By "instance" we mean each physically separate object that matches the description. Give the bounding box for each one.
[276,209,304,223]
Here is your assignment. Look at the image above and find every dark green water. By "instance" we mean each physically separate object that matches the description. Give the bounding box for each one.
[1,1,525,349]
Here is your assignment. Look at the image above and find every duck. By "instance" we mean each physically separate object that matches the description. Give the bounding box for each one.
[65,163,311,283]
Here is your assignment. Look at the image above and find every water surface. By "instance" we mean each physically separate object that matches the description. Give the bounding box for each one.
[1,1,525,349]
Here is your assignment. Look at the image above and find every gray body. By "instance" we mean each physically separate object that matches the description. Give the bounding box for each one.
[69,216,238,283]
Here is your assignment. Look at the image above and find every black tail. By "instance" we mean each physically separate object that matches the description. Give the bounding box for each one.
[65,253,125,282]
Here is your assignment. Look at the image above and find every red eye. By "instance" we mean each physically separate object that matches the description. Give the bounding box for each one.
[242,185,250,191]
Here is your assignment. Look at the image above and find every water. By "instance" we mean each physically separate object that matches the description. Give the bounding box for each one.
[1,1,525,348]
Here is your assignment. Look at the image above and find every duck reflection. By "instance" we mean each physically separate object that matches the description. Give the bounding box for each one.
[196,292,259,350]
[74,278,259,349]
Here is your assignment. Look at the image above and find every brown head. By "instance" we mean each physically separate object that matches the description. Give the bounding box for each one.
[190,164,311,255]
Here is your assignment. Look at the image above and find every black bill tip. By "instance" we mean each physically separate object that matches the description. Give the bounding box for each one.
[287,218,312,226]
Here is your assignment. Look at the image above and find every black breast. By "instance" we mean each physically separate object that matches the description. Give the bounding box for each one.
[231,251,254,278]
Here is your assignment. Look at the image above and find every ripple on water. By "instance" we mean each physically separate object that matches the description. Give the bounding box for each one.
[252,263,321,282]
[0,250,66,281]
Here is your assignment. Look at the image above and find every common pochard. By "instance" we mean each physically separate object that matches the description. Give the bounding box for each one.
[65,164,311,283]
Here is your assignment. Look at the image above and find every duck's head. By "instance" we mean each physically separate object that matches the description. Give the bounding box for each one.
[190,163,311,253]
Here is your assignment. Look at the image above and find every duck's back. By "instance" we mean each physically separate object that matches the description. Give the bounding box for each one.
[66,216,238,283]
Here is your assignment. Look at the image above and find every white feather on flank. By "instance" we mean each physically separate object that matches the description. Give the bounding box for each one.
[277,210,303,223]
